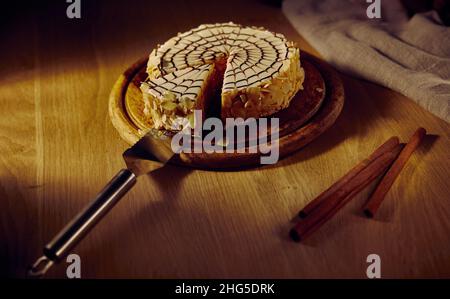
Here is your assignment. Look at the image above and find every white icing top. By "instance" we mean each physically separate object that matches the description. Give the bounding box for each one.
[147,22,296,92]
[142,64,212,100]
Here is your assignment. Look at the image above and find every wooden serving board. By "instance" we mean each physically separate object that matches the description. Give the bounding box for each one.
[109,52,344,169]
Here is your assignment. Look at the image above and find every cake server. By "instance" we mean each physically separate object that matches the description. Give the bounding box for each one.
[28,130,175,277]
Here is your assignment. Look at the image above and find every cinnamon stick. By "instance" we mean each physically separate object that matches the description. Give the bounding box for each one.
[298,136,400,218]
[290,144,403,242]
[363,128,426,218]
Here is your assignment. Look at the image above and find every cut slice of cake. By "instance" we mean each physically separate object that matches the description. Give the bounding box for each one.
[140,64,217,130]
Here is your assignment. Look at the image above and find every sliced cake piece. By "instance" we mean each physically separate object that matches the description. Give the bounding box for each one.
[140,64,217,130]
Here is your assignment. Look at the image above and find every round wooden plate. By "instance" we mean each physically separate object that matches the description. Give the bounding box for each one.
[109,52,344,169]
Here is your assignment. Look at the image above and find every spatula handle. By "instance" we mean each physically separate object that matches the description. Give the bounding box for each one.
[29,168,136,277]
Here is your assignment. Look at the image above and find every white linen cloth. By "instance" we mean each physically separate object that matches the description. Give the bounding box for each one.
[283,0,450,122]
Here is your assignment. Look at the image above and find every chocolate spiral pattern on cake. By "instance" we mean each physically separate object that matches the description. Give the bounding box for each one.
[141,22,304,130]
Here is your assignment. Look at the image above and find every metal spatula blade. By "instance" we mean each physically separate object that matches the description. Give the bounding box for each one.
[28,130,175,277]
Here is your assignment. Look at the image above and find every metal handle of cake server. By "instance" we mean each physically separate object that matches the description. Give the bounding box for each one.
[28,168,137,277]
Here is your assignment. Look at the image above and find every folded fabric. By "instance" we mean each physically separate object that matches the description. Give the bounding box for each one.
[283,0,450,122]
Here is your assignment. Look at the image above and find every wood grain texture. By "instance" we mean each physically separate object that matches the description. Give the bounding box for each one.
[109,54,343,169]
[1,0,449,278]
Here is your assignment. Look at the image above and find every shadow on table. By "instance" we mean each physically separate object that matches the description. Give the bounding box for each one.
[0,163,192,278]
[67,164,192,277]
[0,175,87,278]
[276,74,394,168]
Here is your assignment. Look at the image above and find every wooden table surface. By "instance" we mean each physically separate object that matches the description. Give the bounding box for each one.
[1,0,449,278]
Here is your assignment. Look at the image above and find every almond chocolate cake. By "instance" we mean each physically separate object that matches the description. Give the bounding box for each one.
[141,22,305,130]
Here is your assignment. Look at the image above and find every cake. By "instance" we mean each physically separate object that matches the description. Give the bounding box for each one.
[141,22,305,131]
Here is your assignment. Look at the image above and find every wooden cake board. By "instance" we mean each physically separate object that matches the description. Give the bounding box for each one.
[109,52,344,169]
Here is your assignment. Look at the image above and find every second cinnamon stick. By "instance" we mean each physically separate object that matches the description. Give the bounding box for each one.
[363,128,426,218]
